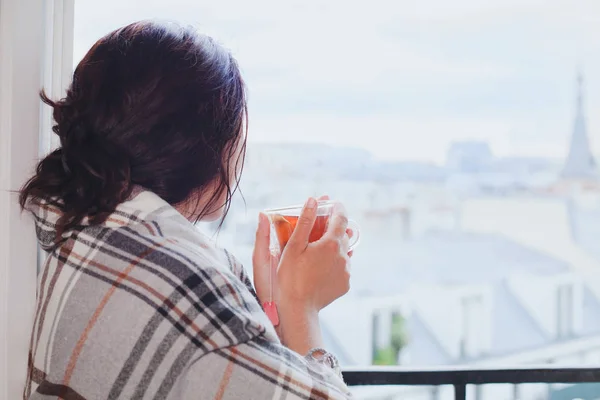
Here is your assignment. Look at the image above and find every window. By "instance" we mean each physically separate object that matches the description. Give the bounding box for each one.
[68,0,600,385]
[371,312,382,363]
[459,295,484,359]
[556,283,574,339]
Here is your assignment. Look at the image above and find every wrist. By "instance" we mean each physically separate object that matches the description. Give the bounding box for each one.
[305,347,342,377]
[277,300,323,355]
[278,297,319,318]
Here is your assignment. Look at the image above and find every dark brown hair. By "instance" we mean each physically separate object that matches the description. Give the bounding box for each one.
[20,21,247,237]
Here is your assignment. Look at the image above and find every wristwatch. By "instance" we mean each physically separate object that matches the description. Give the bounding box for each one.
[305,347,342,377]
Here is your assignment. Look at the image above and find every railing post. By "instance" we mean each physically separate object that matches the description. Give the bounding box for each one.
[454,384,466,400]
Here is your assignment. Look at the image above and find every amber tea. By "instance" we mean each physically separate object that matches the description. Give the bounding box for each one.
[265,201,360,252]
[271,214,330,250]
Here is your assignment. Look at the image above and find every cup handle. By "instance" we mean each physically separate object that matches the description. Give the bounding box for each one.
[347,219,360,250]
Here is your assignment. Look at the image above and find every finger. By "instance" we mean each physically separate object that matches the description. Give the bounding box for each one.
[317,195,330,201]
[252,212,271,266]
[340,232,350,254]
[252,213,272,300]
[345,229,354,257]
[286,197,318,252]
[324,202,349,240]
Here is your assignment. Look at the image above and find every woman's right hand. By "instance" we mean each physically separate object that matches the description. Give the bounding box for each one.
[273,197,352,355]
[277,197,352,313]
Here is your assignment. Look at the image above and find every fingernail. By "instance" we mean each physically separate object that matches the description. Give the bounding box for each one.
[258,213,269,234]
[306,197,317,209]
[333,202,345,213]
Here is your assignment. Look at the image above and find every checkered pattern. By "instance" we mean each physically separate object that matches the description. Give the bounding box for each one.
[24,190,351,399]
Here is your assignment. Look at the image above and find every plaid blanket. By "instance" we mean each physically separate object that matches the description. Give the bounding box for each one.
[24,190,350,399]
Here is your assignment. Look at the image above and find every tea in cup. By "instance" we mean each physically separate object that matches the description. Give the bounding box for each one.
[265,201,360,252]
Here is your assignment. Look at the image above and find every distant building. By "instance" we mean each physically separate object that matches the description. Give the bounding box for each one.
[446,141,494,173]
[561,71,598,180]
[322,196,600,400]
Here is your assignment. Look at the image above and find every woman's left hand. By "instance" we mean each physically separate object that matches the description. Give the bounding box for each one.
[252,211,279,315]
[253,195,347,332]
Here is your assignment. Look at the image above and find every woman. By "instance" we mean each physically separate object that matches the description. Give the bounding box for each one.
[21,21,352,399]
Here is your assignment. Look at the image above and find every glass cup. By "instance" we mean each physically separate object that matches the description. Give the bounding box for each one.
[264,200,361,253]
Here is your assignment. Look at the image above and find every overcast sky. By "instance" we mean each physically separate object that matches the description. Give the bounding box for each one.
[73,0,600,162]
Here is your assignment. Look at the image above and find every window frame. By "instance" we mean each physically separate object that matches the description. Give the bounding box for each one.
[0,1,73,399]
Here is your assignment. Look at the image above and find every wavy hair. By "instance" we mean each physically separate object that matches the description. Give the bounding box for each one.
[20,21,247,238]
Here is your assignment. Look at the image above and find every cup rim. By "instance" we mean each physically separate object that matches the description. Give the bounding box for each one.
[264,200,334,214]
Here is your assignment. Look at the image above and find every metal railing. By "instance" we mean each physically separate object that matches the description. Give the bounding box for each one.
[343,366,600,400]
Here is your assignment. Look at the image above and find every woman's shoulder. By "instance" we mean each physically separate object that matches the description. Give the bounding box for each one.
[31,201,277,399]
[56,197,274,356]
[100,212,273,347]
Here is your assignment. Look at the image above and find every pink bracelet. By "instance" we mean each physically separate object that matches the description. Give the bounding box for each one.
[263,301,280,326]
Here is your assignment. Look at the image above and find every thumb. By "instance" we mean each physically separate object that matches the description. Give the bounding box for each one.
[252,212,273,302]
[286,197,318,253]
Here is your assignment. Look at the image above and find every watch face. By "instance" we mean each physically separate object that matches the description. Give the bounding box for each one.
[326,354,338,368]
[306,348,339,370]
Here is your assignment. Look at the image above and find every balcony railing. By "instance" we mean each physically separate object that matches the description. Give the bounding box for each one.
[343,366,600,400]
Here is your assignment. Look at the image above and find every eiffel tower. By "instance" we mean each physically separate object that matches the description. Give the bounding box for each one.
[561,71,598,180]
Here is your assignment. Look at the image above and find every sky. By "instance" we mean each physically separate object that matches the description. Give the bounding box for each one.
[73,0,600,163]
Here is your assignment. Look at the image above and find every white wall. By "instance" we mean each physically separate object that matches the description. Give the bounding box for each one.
[507,272,584,338]
[410,284,493,360]
[461,197,600,292]
[0,1,73,399]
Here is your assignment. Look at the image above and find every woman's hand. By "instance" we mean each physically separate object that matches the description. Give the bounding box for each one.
[252,212,279,320]
[252,195,333,313]
[252,197,352,355]
[277,197,351,312]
